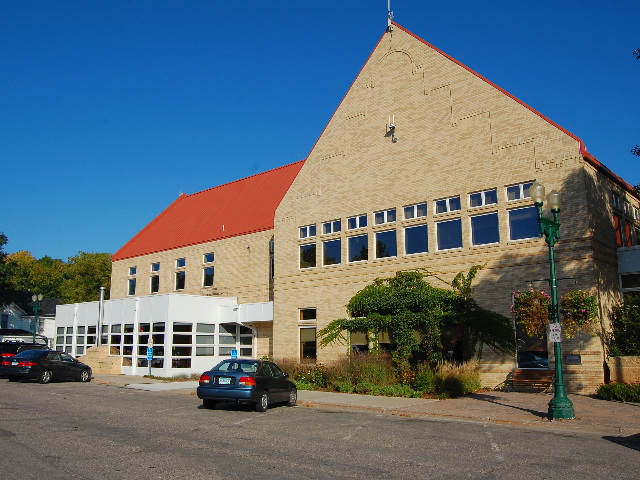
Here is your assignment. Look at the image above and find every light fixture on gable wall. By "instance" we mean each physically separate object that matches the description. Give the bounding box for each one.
[386,114,397,143]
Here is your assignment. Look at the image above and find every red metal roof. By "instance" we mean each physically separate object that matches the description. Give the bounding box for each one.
[112,160,305,261]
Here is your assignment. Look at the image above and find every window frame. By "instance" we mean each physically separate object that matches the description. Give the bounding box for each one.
[348,234,369,262]
[299,224,317,239]
[374,208,397,225]
[375,230,398,258]
[299,243,317,269]
[322,238,342,266]
[203,252,215,263]
[404,224,429,255]
[322,220,341,235]
[435,196,461,214]
[175,271,186,291]
[470,212,500,246]
[436,218,463,251]
[203,266,214,287]
[508,206,540,241]
[347,214,368,230]
[469,189,498,208]
[506,182,533,202]
[404,202,427,220]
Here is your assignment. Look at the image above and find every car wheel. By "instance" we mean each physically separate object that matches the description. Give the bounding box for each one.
[79,369,91,382]
[287,388,297,407]
[255,391,269,412]
[202,399,217,409]
[38,369,52,384]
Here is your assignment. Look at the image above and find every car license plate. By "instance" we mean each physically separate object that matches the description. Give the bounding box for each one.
[11,361,18,366]
[218,377,231,385]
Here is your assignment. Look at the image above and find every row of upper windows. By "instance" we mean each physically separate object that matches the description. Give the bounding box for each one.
[127,253,215,277]
[612,192,640,221]
[299,183,533,238]
[299,206,540,269]
[127,266,215,296]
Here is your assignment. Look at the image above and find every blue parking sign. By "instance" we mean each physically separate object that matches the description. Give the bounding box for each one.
[231,349,239,359]
[147,347,154,361]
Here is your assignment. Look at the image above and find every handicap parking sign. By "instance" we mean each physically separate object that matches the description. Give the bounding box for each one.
[231,349,239,359]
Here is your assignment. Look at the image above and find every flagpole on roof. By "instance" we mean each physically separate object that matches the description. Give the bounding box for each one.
[387,0,394,32]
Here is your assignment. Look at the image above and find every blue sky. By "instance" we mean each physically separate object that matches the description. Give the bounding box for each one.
[2,1,638,261]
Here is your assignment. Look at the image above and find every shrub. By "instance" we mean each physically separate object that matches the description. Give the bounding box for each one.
[347,354,397,386]
[334,381,355,393]
[412,363,437,392]
[379,384,419,397]
[434,362,482,398]
[354,382,377,394]
[596,382,640,403]
[608,294,640,356]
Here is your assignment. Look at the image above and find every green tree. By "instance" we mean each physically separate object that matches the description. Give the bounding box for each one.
[6,251,64,298]
[6,251,38,291]
[0,233,16,307]
[608,294,640,356]
[319,268,515,365]
[60,252,112,303]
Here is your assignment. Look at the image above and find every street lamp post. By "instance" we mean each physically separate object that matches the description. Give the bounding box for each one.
[530,181,575,420]
[31,293,44,344]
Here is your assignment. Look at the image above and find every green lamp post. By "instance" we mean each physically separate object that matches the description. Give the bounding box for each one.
[31,293,43,343]
[530,181,575,420]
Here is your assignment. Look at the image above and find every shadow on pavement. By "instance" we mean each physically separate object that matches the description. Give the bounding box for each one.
[470,393,548,419]
[602,433,640,451]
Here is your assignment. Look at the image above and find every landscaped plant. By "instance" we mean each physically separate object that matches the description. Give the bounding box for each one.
[282,356,482,399]
[596,382,640,403]
[607,294,640,356]
[319,268,515,366]
[511,288,551,338]
[560,289,599,338]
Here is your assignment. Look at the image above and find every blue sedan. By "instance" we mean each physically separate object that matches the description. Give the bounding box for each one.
[197,359,297,412]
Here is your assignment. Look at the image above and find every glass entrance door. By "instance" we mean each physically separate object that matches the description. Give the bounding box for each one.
[515,321,549,369]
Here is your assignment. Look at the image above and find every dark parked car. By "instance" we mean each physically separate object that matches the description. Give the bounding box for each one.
[197,359,297,412]
[0,350,92,384]
[0,341,48,359]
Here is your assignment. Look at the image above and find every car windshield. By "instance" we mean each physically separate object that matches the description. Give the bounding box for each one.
[13,350,48,359]
[212,360,259,373]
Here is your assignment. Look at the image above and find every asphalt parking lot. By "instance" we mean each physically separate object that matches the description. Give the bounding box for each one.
[2,377,639,479]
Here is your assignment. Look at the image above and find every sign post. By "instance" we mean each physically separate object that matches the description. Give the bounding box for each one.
[549,323,562,343]
[147,339,154,377]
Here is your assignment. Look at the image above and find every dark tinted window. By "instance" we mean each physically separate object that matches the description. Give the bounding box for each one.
[14,350,49,359]
[270,363,284,377]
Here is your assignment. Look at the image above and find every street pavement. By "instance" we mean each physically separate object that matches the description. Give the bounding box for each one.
[91,374,640,438]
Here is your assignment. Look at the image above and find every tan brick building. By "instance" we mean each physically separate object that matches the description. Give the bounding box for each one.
[100,23,638,389]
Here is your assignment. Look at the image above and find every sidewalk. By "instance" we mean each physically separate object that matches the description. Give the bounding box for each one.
[91,374,640,437]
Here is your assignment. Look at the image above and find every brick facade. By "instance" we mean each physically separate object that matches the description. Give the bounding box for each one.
[271,25,639,392]
[108,24,640,391]
[111,230,274,305]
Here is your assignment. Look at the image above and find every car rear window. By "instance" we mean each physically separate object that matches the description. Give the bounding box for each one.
[213,360,259,373]
[13,350,49,359]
